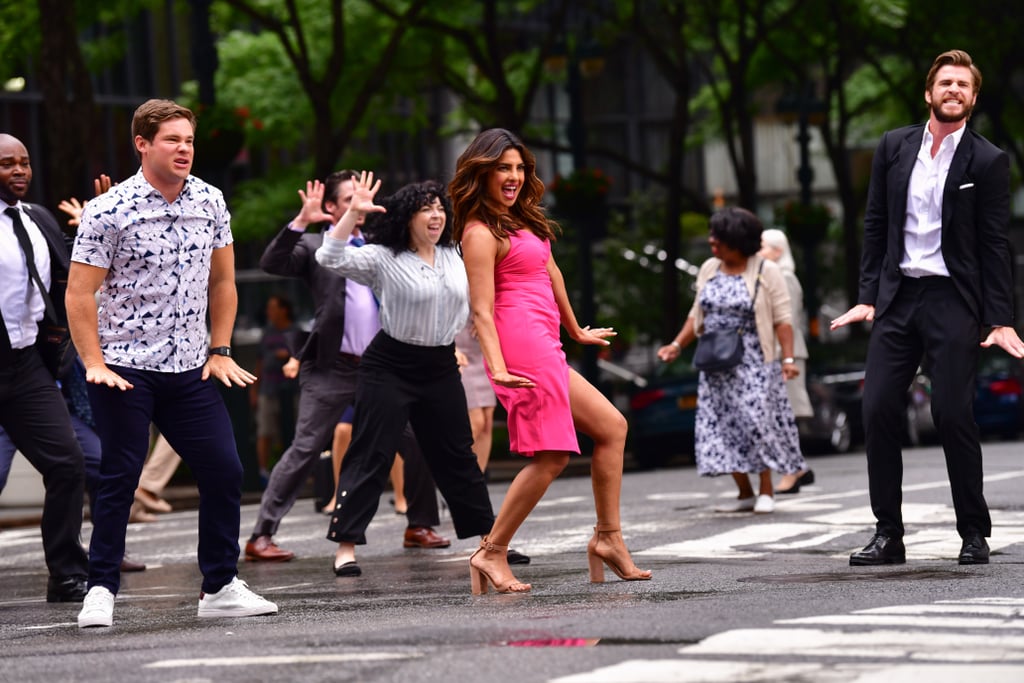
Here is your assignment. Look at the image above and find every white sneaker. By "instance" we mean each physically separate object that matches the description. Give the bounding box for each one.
[78,586,114,628]
[197,577,278,618]
[754,494,775,514]
[714,496,756,513]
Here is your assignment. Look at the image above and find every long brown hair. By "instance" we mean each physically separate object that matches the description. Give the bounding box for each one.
[449,128,558,243]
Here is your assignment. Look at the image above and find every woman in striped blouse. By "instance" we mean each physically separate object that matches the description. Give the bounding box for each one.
[314,172,496,577]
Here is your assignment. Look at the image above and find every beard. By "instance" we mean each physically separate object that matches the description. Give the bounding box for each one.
[931,97,974,124]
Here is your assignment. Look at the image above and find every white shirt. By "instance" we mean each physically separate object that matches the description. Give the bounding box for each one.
[900,123,966,277]
[0,202,51,349]
[315,237,468,347]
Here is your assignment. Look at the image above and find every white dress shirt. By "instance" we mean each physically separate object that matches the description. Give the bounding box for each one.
[0,202,51,348]
[900,123,966,277]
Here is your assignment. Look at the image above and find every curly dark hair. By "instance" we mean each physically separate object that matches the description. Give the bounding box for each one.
[709,207,763,257]
[448,128,558,243]
[362,180,454,254]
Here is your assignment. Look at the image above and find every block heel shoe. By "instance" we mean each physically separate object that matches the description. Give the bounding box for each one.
[587,524,653,583]
[469,537,531,595]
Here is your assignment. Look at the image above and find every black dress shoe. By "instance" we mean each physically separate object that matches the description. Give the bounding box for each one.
[849,534,906,566]
[333,561,362,577]
[507,548,531,565]
[798,470,815,486]
[958,534,990,565]
[46,576,88,603]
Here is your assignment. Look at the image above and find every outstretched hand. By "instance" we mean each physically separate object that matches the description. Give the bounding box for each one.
[57,174,117,227]
[830,304,875,330]
[574,325,616,346]
[981,326,1024,358]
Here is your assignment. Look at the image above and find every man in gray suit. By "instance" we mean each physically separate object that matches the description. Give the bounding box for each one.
[246,171,448,562]
[832,49,1024,566]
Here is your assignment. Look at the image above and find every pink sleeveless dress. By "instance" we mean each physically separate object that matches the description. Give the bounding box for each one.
[489,229,579,456]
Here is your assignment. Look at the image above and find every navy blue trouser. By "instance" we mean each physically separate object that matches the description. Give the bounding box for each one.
[87,366,243,594]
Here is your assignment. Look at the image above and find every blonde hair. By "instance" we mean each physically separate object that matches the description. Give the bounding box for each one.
[761,228,796,273]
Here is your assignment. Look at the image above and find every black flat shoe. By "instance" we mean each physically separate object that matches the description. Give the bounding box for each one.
[958,534,989,565]
[507,548,531,565]
[776,481,801,494]
[798,470,815,486]
[850,533,906,566]
[334,561,362,577]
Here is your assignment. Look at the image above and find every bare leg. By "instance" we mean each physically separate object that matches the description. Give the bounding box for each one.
[324,422,352,513]
[390,453,407,514]
[334,540,355,568]
[468,406,495,473]
[472,450,568,592]
[732,472,755,498]
[758,470,773,496]
[569,369,651,580]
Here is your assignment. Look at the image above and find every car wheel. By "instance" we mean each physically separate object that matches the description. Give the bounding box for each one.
[829,410,852,453]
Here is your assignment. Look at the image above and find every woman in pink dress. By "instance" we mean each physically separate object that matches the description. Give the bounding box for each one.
[451,128,651,594]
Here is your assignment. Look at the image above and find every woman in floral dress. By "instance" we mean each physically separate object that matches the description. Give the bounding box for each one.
[657,208,806,514]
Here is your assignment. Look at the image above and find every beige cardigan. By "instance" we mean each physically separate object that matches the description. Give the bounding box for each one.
[687,254,792,363]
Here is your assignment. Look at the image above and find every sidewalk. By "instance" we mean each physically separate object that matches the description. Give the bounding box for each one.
[0,453,607,530]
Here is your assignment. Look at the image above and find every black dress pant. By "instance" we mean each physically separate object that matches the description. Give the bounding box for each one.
[862,276,990,539]
[0,347,88,580]
[327,333,495,545]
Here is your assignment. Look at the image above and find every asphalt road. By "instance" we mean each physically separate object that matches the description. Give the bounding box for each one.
[3,442,1024,682]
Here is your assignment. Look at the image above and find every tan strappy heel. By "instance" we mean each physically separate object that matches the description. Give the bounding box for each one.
[469,537,532,595]
[587,524,653,583]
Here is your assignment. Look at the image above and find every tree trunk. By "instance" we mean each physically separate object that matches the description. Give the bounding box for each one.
[36,0,95,217]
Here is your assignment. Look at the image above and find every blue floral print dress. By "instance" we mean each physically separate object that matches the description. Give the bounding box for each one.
[694,273,805,477]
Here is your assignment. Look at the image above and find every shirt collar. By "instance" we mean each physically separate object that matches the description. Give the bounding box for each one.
[921,121,967,153]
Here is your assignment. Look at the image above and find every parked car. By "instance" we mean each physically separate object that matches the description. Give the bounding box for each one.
[906,349,1024,446]
[627,363,866,470]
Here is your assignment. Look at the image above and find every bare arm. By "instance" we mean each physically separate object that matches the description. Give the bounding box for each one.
[656,317,697,363]
[206,244,256,387]
[66,261,133,390]
[461,223,534,388]
[774,322,800,379]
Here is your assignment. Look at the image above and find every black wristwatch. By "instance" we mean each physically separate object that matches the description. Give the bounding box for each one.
[208,346,232,358]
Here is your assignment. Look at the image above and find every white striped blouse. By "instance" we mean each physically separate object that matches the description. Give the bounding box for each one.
[315,236,469,347]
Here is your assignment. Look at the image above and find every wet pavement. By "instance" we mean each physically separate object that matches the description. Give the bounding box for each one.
[3,444,1024,682]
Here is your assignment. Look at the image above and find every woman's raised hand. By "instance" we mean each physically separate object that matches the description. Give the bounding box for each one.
[350,170,386,215]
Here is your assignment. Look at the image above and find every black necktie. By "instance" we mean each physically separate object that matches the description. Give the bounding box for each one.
[6,207,56,320]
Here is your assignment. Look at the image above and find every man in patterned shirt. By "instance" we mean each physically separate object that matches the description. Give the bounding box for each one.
[66,99,277,628]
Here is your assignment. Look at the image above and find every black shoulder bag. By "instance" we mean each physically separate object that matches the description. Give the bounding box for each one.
[692,261,763,373]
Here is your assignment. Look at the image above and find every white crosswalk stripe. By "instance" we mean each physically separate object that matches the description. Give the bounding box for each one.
[550,598,1024,682]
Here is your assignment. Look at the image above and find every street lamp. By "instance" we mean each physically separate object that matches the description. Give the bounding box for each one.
[776,83,827,338]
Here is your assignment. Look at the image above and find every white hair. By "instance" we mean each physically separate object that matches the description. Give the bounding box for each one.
[761,228,796,273]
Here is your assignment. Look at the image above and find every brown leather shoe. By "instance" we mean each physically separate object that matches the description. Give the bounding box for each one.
[244,535,295,562]
[120,555,147,572]
[403,526,451,549]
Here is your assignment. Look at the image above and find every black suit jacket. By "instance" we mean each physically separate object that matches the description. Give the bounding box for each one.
[259,225,347,371]
[858,123,1013,327]
[0,203,72,362]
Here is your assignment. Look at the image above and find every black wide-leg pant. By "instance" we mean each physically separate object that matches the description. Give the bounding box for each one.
[327,333,495,545]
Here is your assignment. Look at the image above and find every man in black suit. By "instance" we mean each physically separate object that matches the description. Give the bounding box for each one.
[832,50,1024,566]
[246,171,450,564]
[0,133,90,601]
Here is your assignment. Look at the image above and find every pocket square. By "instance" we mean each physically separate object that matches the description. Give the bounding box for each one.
[959,182,975,190]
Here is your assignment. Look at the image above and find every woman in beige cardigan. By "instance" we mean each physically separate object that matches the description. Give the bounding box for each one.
[657,208,806,514]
